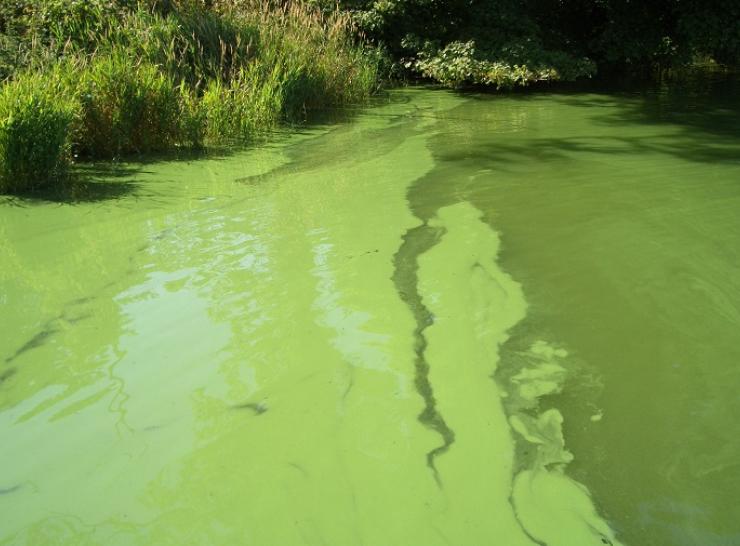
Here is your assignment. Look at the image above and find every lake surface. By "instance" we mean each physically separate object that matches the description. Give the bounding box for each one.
[1,75,739,545]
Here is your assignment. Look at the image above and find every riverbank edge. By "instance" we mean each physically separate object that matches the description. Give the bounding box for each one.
[0,1,380,195]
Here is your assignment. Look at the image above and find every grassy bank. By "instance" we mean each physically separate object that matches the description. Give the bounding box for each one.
[0,0,380,194]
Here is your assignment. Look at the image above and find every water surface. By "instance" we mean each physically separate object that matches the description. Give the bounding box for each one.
[1,77,739,545]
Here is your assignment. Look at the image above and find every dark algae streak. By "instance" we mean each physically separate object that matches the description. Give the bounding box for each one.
[4,328,58,364]
[0,485,21,495]
[0,368,17,384]
[392,223,455,485]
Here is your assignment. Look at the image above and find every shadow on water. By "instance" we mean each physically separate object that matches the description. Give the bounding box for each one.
[0,146,240,206]
[436,131,738,171]
[0,102,382,205]
[452,69,740,167]
[1,165,140,206]
[596,69,740,139]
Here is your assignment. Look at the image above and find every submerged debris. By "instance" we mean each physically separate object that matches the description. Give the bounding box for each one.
[232,401,268,415]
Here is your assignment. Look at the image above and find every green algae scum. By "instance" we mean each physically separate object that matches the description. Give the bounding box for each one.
[2,75,740,545]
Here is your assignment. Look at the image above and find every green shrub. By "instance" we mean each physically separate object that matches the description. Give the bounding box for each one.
[77,52,180,157]
[0,72,77,193]
[413,40,595,90]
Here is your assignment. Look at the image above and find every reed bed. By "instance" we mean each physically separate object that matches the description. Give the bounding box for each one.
[0,0,380,192]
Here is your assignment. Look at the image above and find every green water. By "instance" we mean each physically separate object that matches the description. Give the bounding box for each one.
[1,76,739,545]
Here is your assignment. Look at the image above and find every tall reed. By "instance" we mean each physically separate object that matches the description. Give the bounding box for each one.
[0,72,77,192]
[0,0,381,193]
[75,51,181,157]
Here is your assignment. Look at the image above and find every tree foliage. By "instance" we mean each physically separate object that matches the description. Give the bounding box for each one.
[336,0,740,87]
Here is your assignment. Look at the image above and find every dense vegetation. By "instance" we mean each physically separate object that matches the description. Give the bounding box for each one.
[0,0,379,193]
[338,0,740,87]
[1,0,737,193]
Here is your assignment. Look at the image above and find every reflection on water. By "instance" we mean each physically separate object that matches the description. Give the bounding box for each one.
[1,76,740,545]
